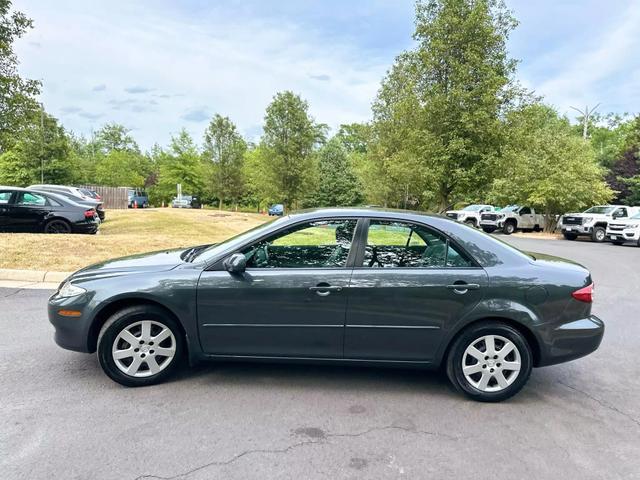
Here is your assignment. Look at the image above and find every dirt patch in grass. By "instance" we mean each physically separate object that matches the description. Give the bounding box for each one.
[0,208,268,272]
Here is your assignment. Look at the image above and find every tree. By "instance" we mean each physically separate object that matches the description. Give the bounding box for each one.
[308,138,363,207]
[260,91,323,209]
[93,123,140,154]
[152,130,206,204]
[94,150,148,187]
[368,0,524,211]
[0,107,76,186]
[0,0,41,151]
[203,114,247,209]
[605,115,640,204]
[489,104,613,230]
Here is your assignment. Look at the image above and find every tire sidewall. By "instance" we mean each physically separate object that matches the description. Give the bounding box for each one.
[503,222,515,235]
[97,306,184,387]
[447,322,533,402]
[592,227,605,242]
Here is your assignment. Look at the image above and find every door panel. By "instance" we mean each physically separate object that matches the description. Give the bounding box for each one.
[197,269,351,357]
[345,268,488,361]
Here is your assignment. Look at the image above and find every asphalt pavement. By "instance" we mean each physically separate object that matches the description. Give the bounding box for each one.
[1,236,639,480]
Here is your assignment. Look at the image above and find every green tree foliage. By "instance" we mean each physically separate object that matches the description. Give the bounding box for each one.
[0,0,41,151]
[151,129,206,204]
[203,114,247,209]
[365,0,522,211]
[93,123,140,154]
[309,138,363,207]
[489,104,613,229]
[0,108,76,186]
[94,150,148,187]
[259,91,324,209]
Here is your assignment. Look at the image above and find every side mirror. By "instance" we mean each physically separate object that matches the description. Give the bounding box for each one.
[223,253,247,273]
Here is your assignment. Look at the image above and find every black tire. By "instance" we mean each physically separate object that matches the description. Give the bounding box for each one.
[591,226,606,243]
[44,218,72,234]
[97,305,185,387]
[446,321,533,402]
[612,240,624,246]
[502,221,516,235]
[482,226,496,233]
[533,225,541,232]
[464,219,476,228]
[563,232,578,240]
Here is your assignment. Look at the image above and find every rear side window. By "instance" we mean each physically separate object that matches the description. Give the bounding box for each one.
[46,196,63,207]
[16,192,47,206]
[0,191,13,204]
[363,220,474,268]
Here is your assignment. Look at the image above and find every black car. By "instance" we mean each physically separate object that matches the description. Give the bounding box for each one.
[0,186,99,234]
[29,185,106,221]
[48,208,603,401]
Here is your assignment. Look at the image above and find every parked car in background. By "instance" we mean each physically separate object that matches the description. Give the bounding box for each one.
[268,204,284,216]
[605,211,640,246]
[80,188,102,201]
[559,205,640,242]
[446,204,496,228]
[171,195,200,209]
[31,186,105,221]
[48,207,603,402]
[29,184,94,202]
[0,186,99,234]
[480,205,545,235]
[127,189,149,208]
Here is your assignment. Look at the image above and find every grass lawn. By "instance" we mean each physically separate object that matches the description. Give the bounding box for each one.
[0,208,268,272]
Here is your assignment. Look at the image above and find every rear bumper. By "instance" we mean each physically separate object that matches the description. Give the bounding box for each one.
[537,315,604,367]
[72,221,99,234]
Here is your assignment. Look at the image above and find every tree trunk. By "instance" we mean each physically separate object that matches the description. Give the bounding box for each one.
[218,197,223,210]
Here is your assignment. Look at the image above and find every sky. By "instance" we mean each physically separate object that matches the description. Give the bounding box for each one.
[14,0,640,150]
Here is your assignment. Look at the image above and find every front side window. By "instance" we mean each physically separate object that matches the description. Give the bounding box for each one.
[242,219,357,268]
[613,208,627,218]
[520,207,531,215]
[16,192,47,206]
[0,191,13,204]
[363,220,474,268]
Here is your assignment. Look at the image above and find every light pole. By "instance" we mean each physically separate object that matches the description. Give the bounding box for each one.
[40,103,45,183]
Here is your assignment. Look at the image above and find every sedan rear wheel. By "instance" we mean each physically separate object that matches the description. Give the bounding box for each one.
[98,305,184,387]
[44,219,71,234]
[446,321,532,402]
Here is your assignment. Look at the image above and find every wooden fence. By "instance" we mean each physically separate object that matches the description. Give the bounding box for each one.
[79,185,129,209]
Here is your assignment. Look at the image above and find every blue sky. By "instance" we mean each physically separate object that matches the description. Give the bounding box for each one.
[15,0,640,149]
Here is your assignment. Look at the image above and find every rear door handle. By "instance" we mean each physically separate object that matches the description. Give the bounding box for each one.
[446,283,480,294]
[309,284,343,296]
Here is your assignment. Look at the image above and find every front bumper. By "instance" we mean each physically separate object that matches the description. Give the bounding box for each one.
[48,292,93,352]
[561,224,592,235]
[606,229,640,242]
[537,315,604,367]
[480,219,503,228]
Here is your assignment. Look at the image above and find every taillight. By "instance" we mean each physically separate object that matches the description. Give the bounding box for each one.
[84,209,95,218]
[572,283,594,303]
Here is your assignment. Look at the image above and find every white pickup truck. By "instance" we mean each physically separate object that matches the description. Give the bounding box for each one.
[605,211,640,246]
[480,205,546,235]
[445,204,496,228]
[560,205,640,242]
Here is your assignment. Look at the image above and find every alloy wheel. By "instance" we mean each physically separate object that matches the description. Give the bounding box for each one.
[112,320,176,377]
[46,220,71,234]
[461,334,521,392]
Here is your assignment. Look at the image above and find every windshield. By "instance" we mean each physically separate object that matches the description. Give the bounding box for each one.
[631,212,640,220]
[191,217,284,263]
[500,205,520,212]
[584,206,615,215]
[462,205,482,211]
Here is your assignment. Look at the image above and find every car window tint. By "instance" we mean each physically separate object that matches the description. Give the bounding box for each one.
[363,220,473,268]
[520,207,531,214]
[242,219,357,268]
[47,196,63,207]
[0,191,12,204]
[17,192,47,206]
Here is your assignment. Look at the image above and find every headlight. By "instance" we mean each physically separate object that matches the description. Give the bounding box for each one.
[497,213,505,219]
[627,223,640,230]
[58,281,87,298]
[582,217,593,224]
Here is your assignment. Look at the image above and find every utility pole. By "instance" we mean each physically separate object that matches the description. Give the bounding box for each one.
[570,104,600,139]
[40,103,45,183]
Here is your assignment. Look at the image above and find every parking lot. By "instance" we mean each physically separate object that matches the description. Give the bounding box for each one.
[1,236,639,480]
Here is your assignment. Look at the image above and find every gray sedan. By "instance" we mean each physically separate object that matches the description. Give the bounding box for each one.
[48,208,603,401]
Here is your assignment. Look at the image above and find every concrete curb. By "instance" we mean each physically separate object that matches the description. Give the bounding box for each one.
[0,269,71,284]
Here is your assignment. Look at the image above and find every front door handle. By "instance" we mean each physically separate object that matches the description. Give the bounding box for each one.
[446,283,480,294]
[309,284,343,297]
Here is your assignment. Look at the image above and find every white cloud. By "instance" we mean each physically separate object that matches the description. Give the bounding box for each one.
[526,1,640,116]
[15,0,391,149]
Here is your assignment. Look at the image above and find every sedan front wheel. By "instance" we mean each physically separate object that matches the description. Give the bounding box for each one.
[446,321,532,402]
[97,305,184,387]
